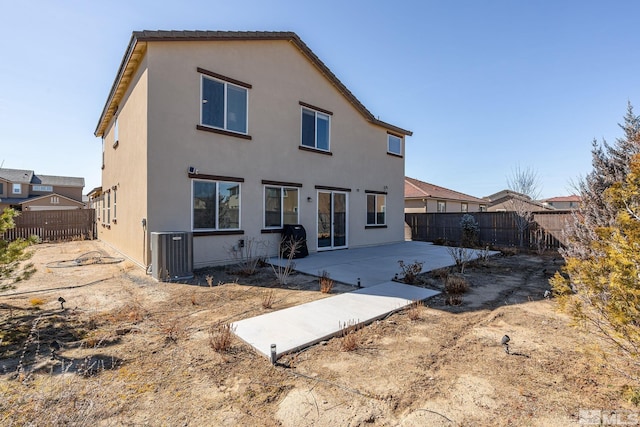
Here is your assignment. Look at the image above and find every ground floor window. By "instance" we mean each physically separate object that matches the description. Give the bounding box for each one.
[192,180,241,230]
[367,193,386,226]
[264,186,298,228]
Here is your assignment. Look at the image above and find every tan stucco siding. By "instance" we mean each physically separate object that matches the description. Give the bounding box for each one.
[22,197,83,210]
[140,40,405,267]
[404,198,483,214]
[30,186,83,202]
[99,55,149,267]
[404,199,427,213]
[0,179,8,198]
[5,182,26,197]
[487,200,547,212]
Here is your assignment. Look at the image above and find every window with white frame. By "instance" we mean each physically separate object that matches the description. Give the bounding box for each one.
[33,185,53,192]
[461,203,468,213]
[301,107,330,150]
[200,74,248,134]
[387,134,402,155]
[12,183,21,194]
[437,200,446,213]
[112,188,117,221]
[101,195,106,223]
[479,204,487,212]
[0,183,3,194]
[367,194,386,226]
[192,180,241,230]
[264,186,299,229]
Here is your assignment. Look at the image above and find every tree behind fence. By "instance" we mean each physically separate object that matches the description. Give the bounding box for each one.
[405,211,571,249]
[2,210,96,242]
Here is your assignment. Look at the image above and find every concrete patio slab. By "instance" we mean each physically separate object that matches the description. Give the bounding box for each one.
[234,241,497,359]
[269,241,497,287]
[232,281,439,359]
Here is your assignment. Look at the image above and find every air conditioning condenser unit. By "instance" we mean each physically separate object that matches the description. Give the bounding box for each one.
[151,231,194,281]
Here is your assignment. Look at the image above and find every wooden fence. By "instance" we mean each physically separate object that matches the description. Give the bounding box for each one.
[2,209,96,242]
[405,211,572,249]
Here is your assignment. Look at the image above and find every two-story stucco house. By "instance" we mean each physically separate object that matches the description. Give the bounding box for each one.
[0,168,85,211]
[94,31,412,269]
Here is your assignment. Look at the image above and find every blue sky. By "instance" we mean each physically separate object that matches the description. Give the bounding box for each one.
[1,0,638,199]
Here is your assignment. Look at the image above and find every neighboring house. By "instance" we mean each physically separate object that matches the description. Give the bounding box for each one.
[542,195,581,210]
[484,189,553,212]
[0,168,85,211]
[94,31,412,269]
[404,177,487,213]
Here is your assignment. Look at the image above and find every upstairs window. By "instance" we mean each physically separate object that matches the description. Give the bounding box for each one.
[387,134,402,156]
[114,116,119,145]
[301,107,330,151]
[12,183,21,194]
[201,74,248,134]
[33,185,53,192]
[367,194,386,226]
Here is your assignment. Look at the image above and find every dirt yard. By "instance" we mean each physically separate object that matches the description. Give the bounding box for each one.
[0,240,636,426]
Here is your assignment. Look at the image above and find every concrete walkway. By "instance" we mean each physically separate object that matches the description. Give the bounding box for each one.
[233,282,439,359]
[233,241,496,359]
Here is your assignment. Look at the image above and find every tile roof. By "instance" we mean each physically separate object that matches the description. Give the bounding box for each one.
[486,189,552,210]
[544,195,581,202]
[95,30,412,138]
[33,174,85,187]
[0,168,34,183]
[0,168,84,187]
[405,177,486,203]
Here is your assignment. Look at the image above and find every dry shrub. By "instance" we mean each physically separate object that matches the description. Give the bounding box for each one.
[406,300,424,321]
[623,386,640,406]
[397,260,424,284]
[500,246,519,256]
[228,237,266,276]
[340,320,360,352]
[29,297,45,307]
[319,270,334,293]
[445,275,469,295]
[446,246,473,273]
[108,302,145,323]
[161,318,186,343]
[262,289,275,309]
[431,268,450,281]
[446,294,463,306]
[209,322,236,352]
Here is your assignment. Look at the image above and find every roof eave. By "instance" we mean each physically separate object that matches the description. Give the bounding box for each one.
[94,31,412,138]
[94,34,147,137]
